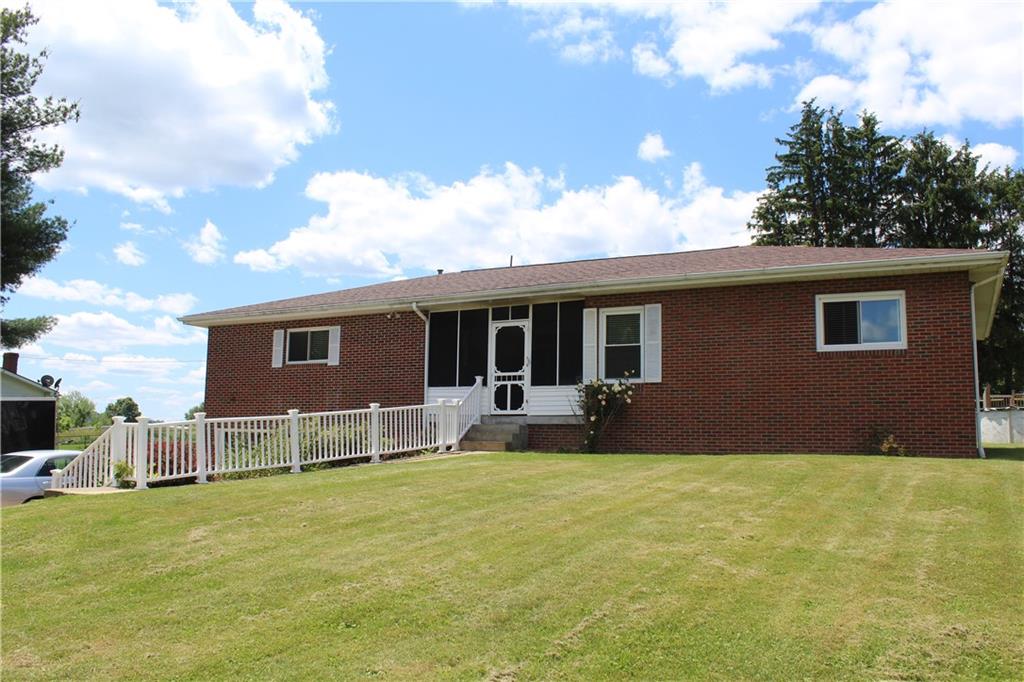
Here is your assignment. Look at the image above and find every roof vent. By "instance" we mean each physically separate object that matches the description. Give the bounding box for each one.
[436,269,444,275]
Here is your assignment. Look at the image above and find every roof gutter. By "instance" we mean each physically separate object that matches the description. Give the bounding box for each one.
[181,251,1008,328]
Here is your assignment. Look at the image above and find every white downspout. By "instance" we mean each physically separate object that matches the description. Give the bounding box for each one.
[970,284,986,459]
[413,302,429,405]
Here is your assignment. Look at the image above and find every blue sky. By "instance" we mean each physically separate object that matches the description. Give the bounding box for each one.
[6,0,1022,419]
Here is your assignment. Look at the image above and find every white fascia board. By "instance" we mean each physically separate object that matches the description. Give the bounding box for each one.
[181,252,1008,328]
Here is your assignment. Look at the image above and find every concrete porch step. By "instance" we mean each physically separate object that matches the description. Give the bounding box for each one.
[459,439,512,452]
[461,423,528,451]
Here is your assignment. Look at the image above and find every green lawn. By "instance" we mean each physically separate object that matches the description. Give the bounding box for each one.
[3,452,1022,680]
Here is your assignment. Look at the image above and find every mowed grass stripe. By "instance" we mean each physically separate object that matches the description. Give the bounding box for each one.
[2,452,1021,680]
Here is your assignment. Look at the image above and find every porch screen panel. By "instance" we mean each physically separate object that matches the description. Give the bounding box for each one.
[457,308,488,386]
[428,311,458,387]
[558,301,584,385]
[531,303,558,386]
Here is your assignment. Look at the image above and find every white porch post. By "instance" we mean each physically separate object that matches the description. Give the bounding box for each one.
[194,412,208,483]
[369,403,381,463]
[134,417,150,489]
[110,417,127,463]
[436,398,447,450]
[110,416,127,484]
[446,399,459,450]
[288,409,301,473]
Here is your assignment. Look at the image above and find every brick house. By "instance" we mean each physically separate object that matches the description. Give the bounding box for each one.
[181,246,1008,457]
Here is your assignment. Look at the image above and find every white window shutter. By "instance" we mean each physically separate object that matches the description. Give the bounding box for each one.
[644,303,662,383]
[327,326,341,366]
[271,329,285,368]
[582,308,598,381]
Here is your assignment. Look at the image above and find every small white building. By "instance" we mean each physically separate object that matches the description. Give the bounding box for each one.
[1,353,57,454]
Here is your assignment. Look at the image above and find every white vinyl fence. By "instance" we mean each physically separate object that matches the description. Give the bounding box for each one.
[980,408,1024,445]
[54,378,483,490]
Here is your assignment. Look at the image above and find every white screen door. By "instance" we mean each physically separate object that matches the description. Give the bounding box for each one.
[489,321,529,414]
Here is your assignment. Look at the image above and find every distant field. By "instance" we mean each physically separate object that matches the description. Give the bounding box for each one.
[3,452,1021,680]
[55,426,107,451]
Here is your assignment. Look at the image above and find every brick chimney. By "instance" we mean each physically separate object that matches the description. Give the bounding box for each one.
[3,352,19,374]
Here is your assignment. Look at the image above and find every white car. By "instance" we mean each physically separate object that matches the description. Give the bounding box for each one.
[1,450,81,506]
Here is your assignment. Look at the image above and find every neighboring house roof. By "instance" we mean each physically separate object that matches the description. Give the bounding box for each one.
[182,245,1008,338]
[0,368,57,399]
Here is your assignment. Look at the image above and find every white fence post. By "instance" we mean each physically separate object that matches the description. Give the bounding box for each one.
[436,399,447,451]
[288,409,301,473]
[195,412,208,483]
[51,468,63,489]
[134,417,150,490]
[370,403,381,463]
[111,417,127,464]
[446,399,459,450]
[110,416,126,483]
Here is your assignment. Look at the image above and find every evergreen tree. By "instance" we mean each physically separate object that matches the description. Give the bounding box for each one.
[749,102,903,247]
[1,6,79,348]
[749,104,1022,390]
[848,113,903,246]
[978,168,1024,392]
[890,134,985,249]
[750,101,829,245]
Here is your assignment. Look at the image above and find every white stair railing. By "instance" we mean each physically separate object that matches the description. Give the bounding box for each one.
[53,395,483,490]
[455,376,484,443]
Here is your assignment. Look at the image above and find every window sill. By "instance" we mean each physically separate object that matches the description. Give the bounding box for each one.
[285,360,330,366]
[817,343,906,353]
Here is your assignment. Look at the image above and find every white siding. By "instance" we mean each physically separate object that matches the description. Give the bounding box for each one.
[529,386,577,416]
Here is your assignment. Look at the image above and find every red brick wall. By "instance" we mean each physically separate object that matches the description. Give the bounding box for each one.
[204,271,978,457]
[204,313,424,417]
[529,271,978,457]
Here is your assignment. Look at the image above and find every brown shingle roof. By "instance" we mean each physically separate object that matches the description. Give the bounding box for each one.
[183,245,1004,325]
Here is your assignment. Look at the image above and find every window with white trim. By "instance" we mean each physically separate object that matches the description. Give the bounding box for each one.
[287,328,331,363]
[600,307,643,379]
[816,291,906,351]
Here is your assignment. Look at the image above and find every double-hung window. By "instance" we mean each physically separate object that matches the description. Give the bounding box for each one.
[287,328,331,363]
[600,307,643,379]
[816,291,906,351]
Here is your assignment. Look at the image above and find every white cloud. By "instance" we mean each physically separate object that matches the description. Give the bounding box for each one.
[42,312,206,352]
[517,2,1021,128]
[801,1,1023,127]
[527,6,622,64]
[658,2,818,92]
[18,277,197,315]
[521,2,817,91]
[120,222,144,233]
[113,241,146,266]
[971,143,1019,170]
[937,134,1020,170]
[631,41,672,80]
[234,162,758,278]
[637,133,671,162]
[27,0,333,209]
[183,220,226,264]
[675,162,760,249]
[12,344,204,420]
